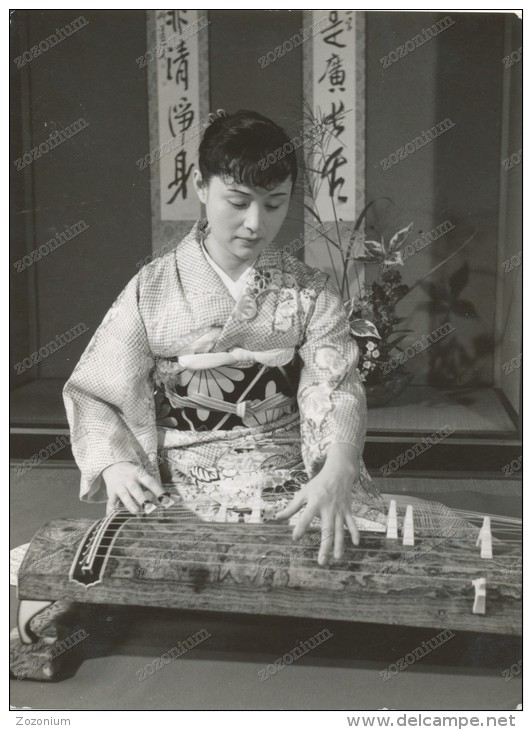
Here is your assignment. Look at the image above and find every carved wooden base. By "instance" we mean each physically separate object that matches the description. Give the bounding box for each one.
[10,629,67,681]
[10,600,80,682]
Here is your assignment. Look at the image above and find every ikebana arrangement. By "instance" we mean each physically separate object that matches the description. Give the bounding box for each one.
[298,107,479,404]
[298,107,414,404]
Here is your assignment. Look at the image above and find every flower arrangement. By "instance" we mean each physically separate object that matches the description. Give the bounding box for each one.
[346,266,410,386]
[296,107,480,400]
[298,106,415,395]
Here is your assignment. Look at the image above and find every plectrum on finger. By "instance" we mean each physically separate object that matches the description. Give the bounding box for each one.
[158,491,177,509]
[142,500,157,515]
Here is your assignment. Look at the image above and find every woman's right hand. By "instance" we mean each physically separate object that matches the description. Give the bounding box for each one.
[102,461,165,515]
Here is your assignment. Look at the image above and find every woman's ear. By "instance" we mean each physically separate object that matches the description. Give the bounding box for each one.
[193,169,208,204]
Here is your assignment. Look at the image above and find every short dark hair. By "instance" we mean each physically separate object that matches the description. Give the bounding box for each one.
[198,110,298,190]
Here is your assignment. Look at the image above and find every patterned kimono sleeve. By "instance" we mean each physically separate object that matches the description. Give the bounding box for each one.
[297,276,367,478]
[63,274,157,503]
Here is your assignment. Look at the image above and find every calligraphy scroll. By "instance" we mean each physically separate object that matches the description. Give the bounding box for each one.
[313,9,357,221]
[147,10,210,253]
[302,10,365,287]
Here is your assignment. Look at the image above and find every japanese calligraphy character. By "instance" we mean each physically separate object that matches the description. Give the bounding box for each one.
[165,10,188,35]
[318,54,346,92]
[322,146,347,203]
[323,101,346,137]
[167,150,194,204]
[321,11,346,49]
[166,40,190,90]
[169,98,195,138]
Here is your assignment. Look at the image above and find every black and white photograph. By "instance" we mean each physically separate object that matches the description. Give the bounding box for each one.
[8,4,524,723]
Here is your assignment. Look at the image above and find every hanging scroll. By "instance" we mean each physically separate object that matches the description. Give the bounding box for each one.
[302,10,365,284]
[147,10,210,253]
[156,10,201,220]
[311,9,358,221]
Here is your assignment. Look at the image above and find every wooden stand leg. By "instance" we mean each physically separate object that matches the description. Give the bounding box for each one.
[11,600,81,682]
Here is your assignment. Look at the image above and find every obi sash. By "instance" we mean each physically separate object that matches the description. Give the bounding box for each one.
[153,351,301,432]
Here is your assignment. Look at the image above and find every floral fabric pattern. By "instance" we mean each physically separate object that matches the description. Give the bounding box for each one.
[63,219,385,526]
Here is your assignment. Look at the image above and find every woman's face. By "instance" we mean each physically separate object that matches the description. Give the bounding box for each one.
[193,171,292,264]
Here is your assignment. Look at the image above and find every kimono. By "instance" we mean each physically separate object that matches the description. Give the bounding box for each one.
[64,220,386,528]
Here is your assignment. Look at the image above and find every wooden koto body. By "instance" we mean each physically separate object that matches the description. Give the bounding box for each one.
[16,502,522,639]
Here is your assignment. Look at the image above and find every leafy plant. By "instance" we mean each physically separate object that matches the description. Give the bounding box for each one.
[295,105,415,385]
[346,268,412,385]
[416,261,489,388]
[295,106,480,389]
[418,261,478,320]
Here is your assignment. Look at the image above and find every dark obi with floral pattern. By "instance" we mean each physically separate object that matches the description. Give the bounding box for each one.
[153,356,301,432]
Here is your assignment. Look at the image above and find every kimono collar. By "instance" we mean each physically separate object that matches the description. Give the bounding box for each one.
[173,220,290,350]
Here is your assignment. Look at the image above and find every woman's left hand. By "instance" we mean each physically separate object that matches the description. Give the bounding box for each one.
[274,454,360,566]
